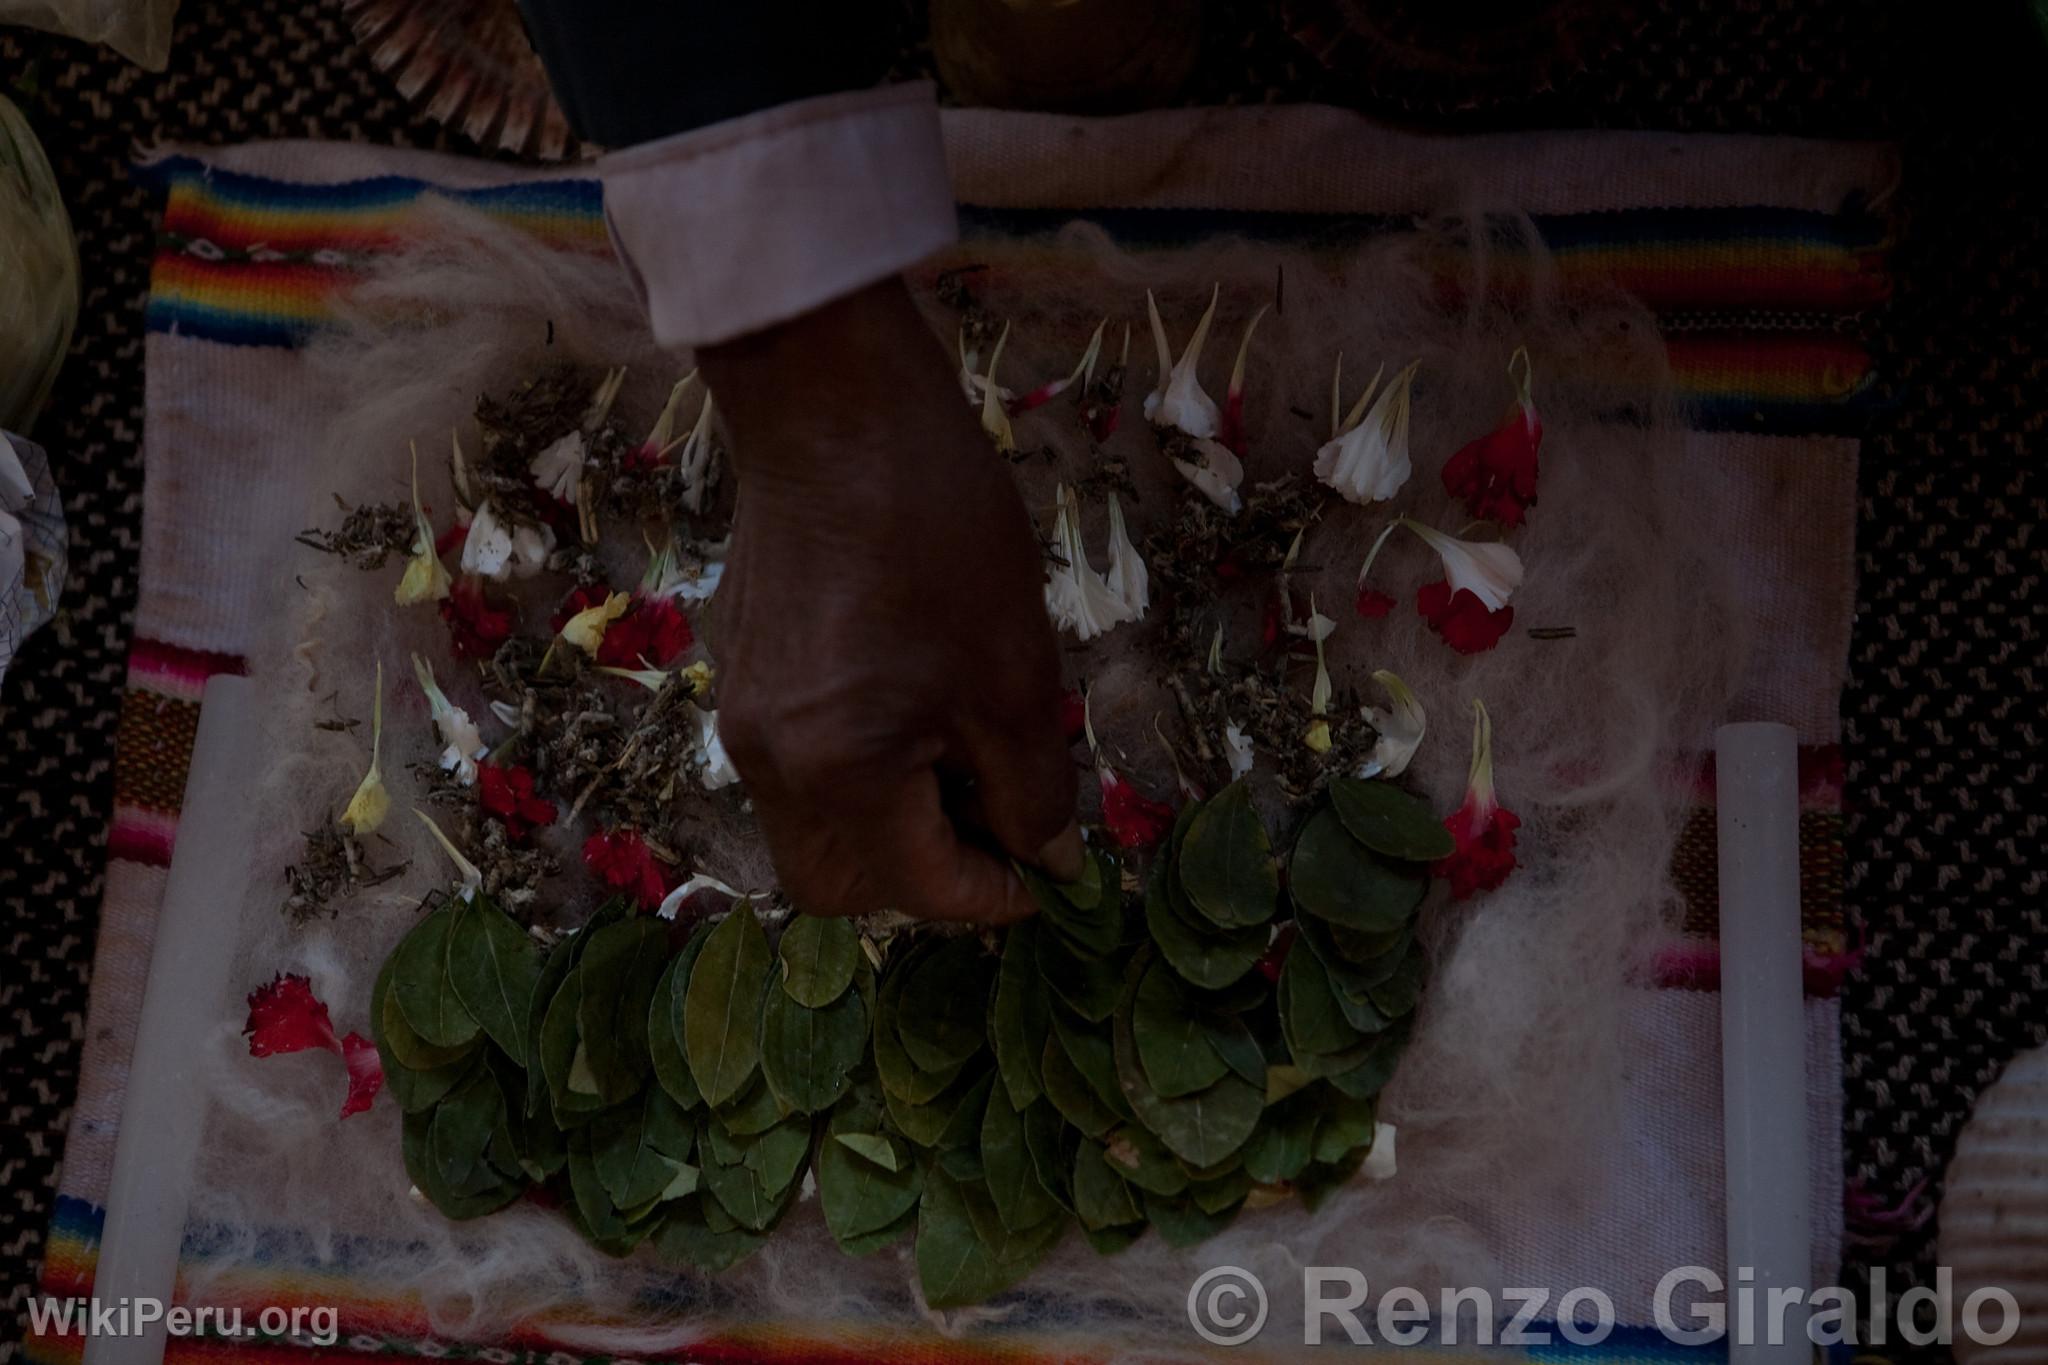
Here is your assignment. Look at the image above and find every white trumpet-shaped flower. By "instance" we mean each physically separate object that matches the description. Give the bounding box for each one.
[677,388,719,513]
[413,808,482,896]
[655,871,744,919]
[529,430,586,504]
[1172,437,1245,514]
[1219,304,1266,453]
[1223,722,1255,779]
[1012,318,1107,413]
[1358,669,1425,779]
[648,533,727,603]
[412,654,485,785]
[957,328,1013,408]
[1042,484,1136,641]
[1401,517,1524,611]
[461,500,554,580]
[1103,491,1149,621]
[1143,285,1222,438]
[691,705,739,790]
[979,322,1018,454]
[394,442,451,606]
[637,371,697,463]
[1303,596,1334,754]
[1314,358,1420,504]
[1361,1121,1398,1181]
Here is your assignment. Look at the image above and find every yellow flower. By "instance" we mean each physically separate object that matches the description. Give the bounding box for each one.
[682,660,715,696]
[339,660,389,834]
[560,591,628,656]
[393,443,450,605]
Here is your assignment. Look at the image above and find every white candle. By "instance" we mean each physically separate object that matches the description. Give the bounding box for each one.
[1715,721,1811,1364]
[86,676,259,1365]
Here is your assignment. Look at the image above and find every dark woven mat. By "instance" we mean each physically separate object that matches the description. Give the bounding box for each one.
[2,0,2042,1355]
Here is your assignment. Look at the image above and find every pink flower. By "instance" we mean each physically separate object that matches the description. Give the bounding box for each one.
[243,974,383,1118]
[583,828,671,910]
[1442,348,1541,528]
[599,596,693,669]
[1433,700,1520,899]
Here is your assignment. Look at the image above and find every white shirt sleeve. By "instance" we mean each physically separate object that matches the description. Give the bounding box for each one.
[598,81,958,349]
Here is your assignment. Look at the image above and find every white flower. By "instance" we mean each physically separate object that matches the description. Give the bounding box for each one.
[655,871,743,919]
[676,389,719,513]
[1401,517,1524,611]
[1143,285,1222,438]
[1358,669,1425,779]
[412,654,485,786]
[413,807,482,896]
[1172,437,1244,514]
[639,371,697,459]
[1361,1122,1397,1181]
[691,705,739,790]
[1010,318,1105,413]
[1042,485,1135,641]
[1304,597,1334,754]
[956,328,1012,408]
[1291,609,1337,643]
[1223,722,1255,779]
[339,660,389,835]
[461,501,554,580]
[1314,358,1420,504]
[529,430,586,504]
[979,322,1017,454]
[1103,491,1148,620]
[649,533,726,603]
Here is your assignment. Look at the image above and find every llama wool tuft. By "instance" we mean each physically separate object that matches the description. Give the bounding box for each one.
[182,196,1747,1351]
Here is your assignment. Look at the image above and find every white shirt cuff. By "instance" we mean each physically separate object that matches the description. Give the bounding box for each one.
[599,81,958,349]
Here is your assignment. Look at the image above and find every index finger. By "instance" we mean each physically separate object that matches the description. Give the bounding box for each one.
[862,767,1041,926]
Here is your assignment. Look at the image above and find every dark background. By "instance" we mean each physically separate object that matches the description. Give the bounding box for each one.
[3,0,2043,1356]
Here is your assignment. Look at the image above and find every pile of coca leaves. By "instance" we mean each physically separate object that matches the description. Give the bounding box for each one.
[372,774,1444,1307]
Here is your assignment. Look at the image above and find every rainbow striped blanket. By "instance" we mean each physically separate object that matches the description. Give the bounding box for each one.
[30,111,1889,1364]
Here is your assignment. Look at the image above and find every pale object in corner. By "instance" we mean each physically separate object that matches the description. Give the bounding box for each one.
[1941,1041,2048,1363]
[0,0,176,70]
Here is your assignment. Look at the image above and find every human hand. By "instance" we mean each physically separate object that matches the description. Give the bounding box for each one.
[701,279,1082,923]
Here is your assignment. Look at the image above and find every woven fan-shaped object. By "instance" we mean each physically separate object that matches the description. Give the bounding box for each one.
[1939,1041,2048,1363]
[341,0,584,161]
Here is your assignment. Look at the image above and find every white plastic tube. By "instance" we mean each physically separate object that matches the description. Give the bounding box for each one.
[84,676,259,1365]
[1715,721,1811,1364]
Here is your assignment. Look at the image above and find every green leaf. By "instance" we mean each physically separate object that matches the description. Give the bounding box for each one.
[1203,1010,1268,1091]
[1021,1098,1074,1213]
[1039,1032,1117,1138]
[1143,1190,1240,1248]
[445,896,544,1062]
[1289,805,1427,933]
[1296,913,1413,999]
[1050,1009,1131,1120]
[743,1113,814,1199]
[1132,958,1227,1099]
[833,1132,902,1171]
[885,1061,986,1149]
[647,944,702,1112]
[1099,1124,1188,1197]
[777,914,860,1008]
[1082,1222,1146,1256]
[1034,920,1122,1023]
[980,1086,1057,1233]
[370,954,471,1112]
[539,966,605,1122]
[427,1066,506,1198]
[1071,1139,1140,1230]
[565,1127,632,1249]
[1328,777,1456,861]
[896,935,993,1073]
[684,908,772,1107]
[1143,854,1265,991]
[916,1167,1063,1310]
[991,920,1050,1110]
[1366,945,1429,1018]
[652,1196,766,1273]
[1278,936,1364,1058]
[1326,1016,1414,1100]
[594,1087,694,1210]
[835,1206,917,1258]
[712,1070,787,1136]
[759,971,867,1114]
[1023,856,1121,958]
[1112,957,1262,1169]
[700,1125,798,1232]
[575,916,670,1105]
[1191,1165,1253,1214]
[401,1109,520,1220]
[820,1115,922,1246]
[390,906,479,1050]
[1312,1092,1379,1165]
[1242,1090,1320,1184]
[525,935,578,1118]
[1177,779,1279,930]
[874,943,967,1104]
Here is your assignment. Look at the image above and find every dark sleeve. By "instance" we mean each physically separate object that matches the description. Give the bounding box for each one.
[515,1,894,149]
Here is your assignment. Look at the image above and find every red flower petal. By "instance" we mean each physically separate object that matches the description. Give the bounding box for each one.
[480,761,556,842]
[1433,795,1522,899]
[583,829,671,911]
[1442,405,1541,529]
[1256,922,1297,983]
[597,596,694,669]
[244,974,339,1056]
[441,577,513,660]
[1416,580,1515,654]
[339,1033,385,1118]
[1355,586,1396,619]
[1099,769,1175,850]
[434,521,469,557]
